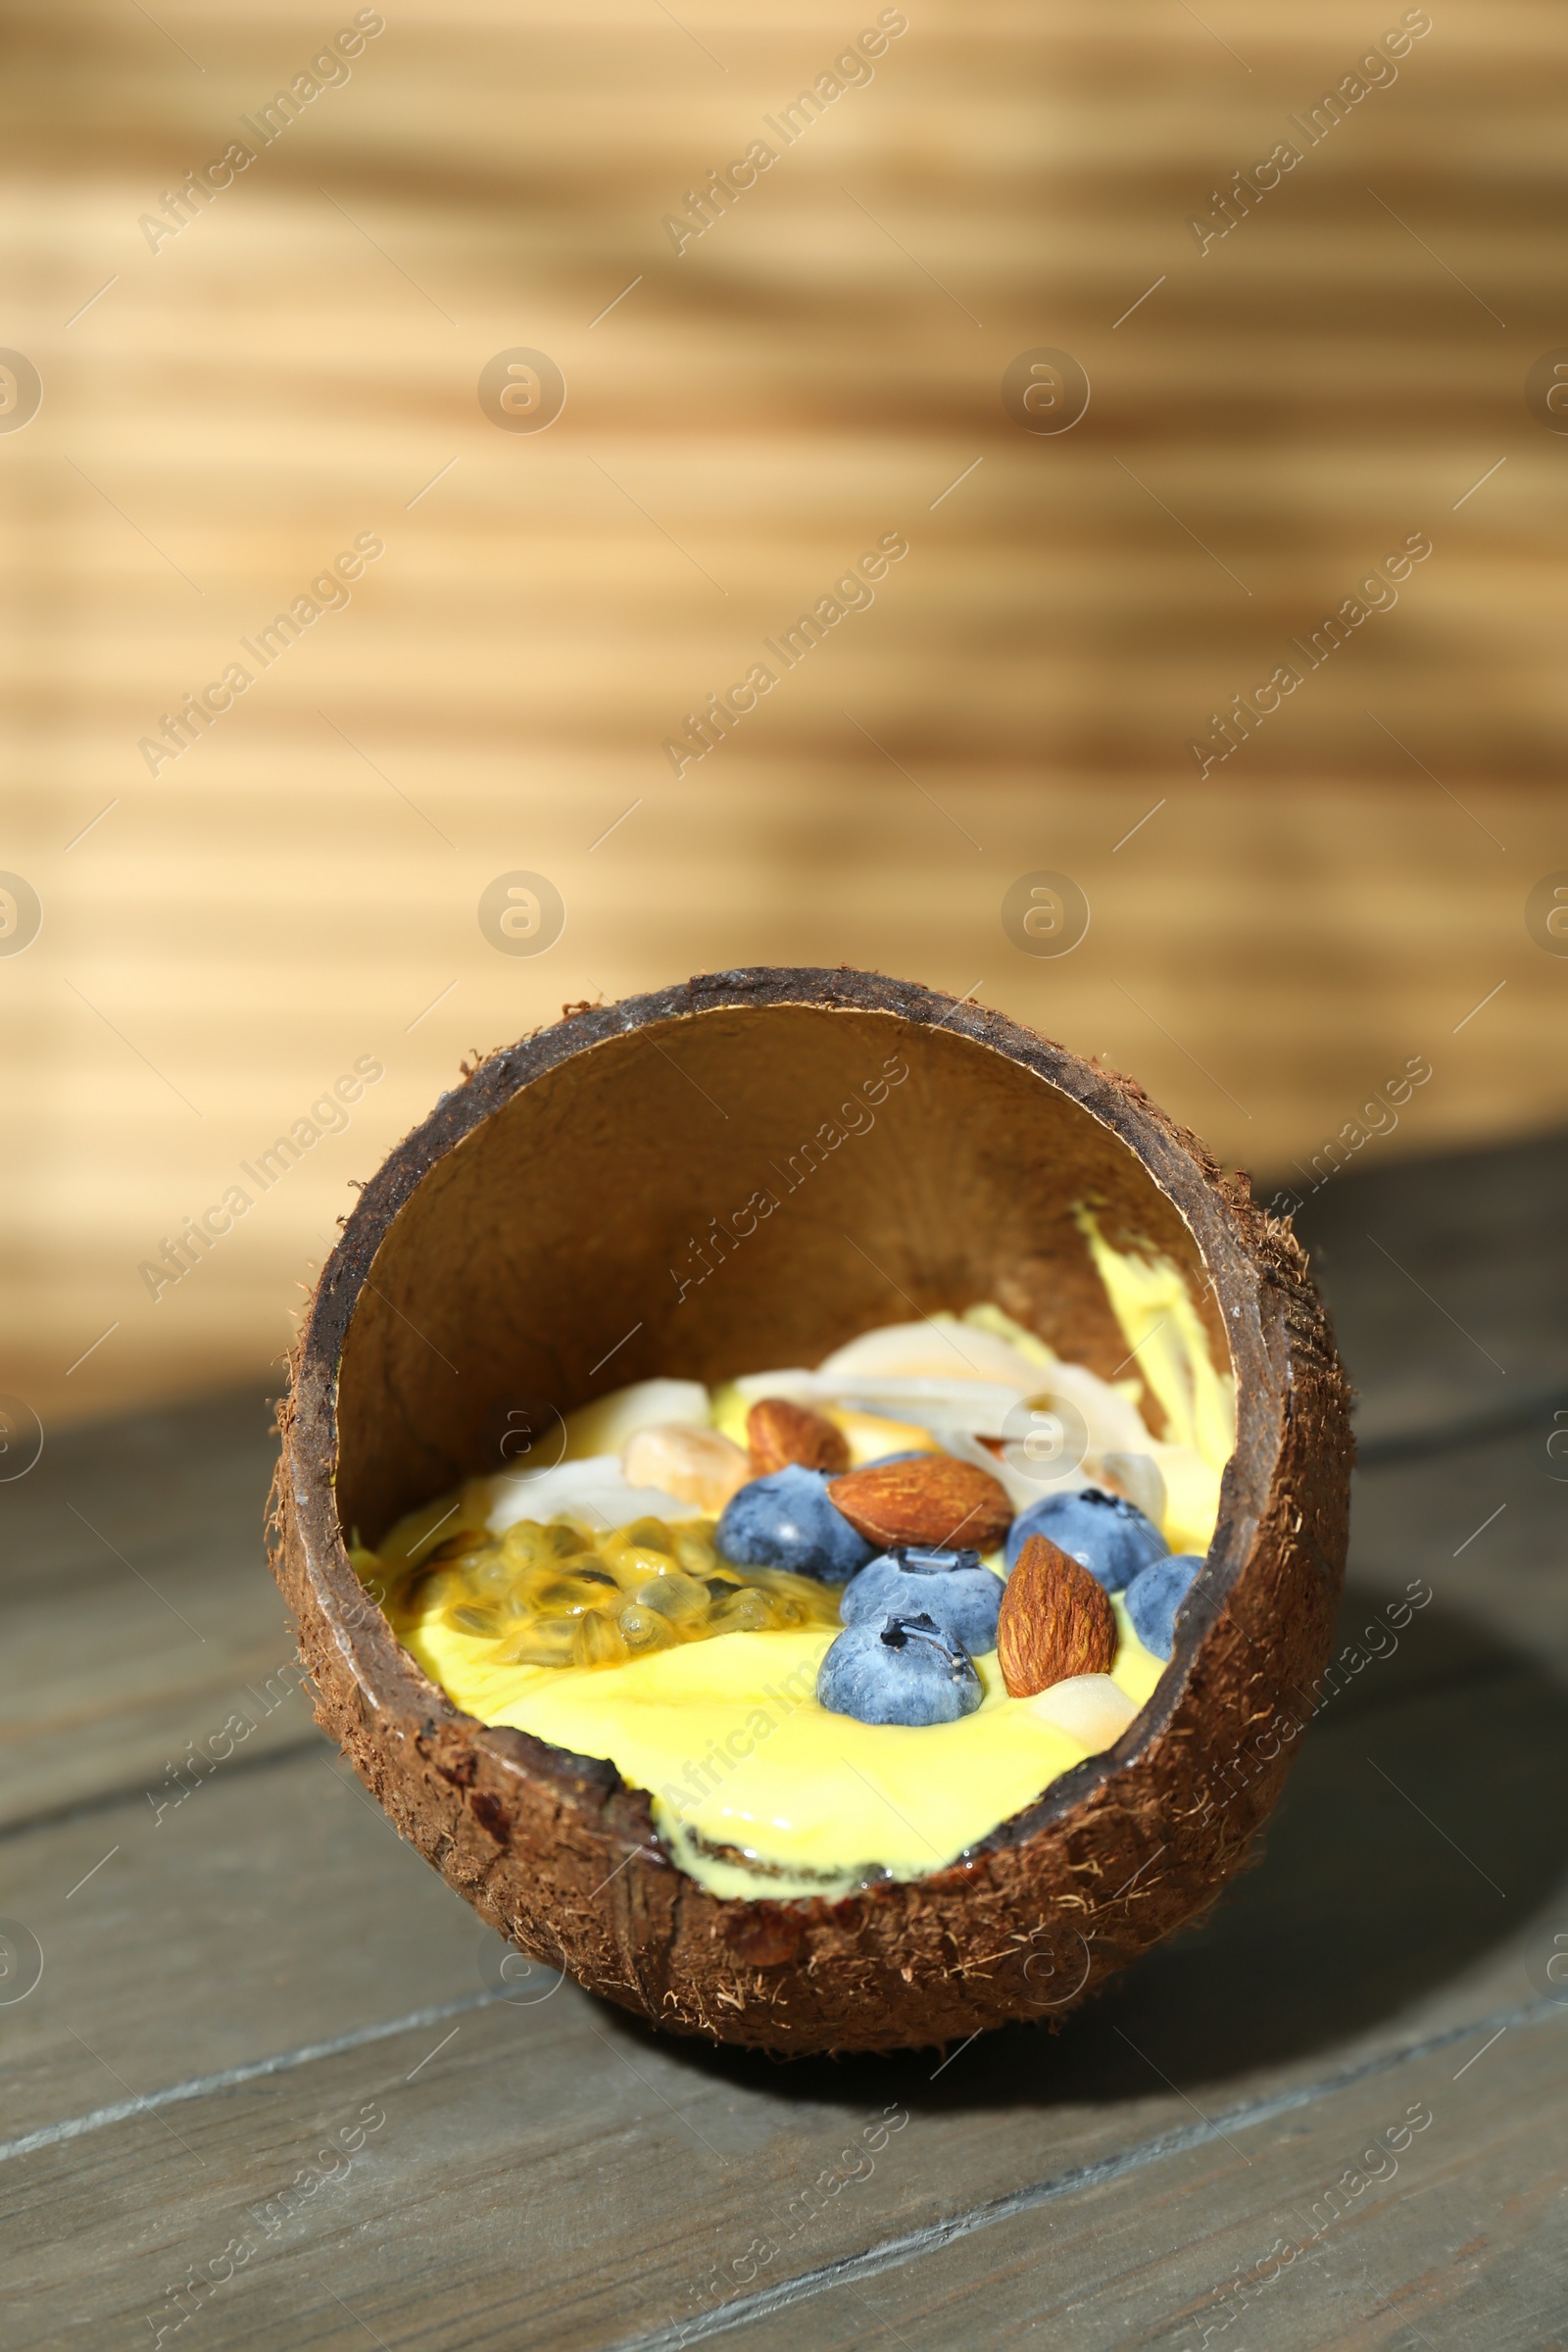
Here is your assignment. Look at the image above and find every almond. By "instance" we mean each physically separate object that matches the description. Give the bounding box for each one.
[997,1534,1118,1697]
[747,1396,850,1477]
[827,1454,1012,1553]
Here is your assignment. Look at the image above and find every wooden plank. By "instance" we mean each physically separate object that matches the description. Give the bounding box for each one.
[0,1388,311,1830]
[1346,1417,1568,1670]
[0,1744,472,2143]
[5,1135,1568,2344]
[1293,1130,1568,1450]
[7,1396,1562,2135]
[3,1831,1559,2352]
[4,1517,1564,2347]
[708,2014,1568,2352]
[4,1962,1559,2352]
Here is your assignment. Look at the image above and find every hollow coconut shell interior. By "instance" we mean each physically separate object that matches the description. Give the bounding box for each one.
[270,968,1352,2055]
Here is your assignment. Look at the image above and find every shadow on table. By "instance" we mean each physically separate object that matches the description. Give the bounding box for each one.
[600,1587,1568,2118]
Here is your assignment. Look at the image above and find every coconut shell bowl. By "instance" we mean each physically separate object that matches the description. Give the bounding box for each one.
[270,968,1351,2055]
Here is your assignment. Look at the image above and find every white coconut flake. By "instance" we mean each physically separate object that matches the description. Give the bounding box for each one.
[562,1378,710,1460]
[486,1454,703,1535]
[814,1318,1046,1388]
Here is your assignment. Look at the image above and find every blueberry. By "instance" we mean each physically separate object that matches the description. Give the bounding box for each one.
[841,1546,1004,1652]
[715,1464,875,1585]
[1125,1553,1204,1660]
[1004,1487,1169,1592]
[816,1612,984,1727]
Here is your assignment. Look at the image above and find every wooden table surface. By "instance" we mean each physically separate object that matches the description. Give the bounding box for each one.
[4,1131,1568,2350]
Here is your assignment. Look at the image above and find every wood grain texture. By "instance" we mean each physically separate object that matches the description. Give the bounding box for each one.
[2,1132,1567,2345]
[719,2024,1568,2351]
[0,1388,311,1833]
[2,1,1568,1423]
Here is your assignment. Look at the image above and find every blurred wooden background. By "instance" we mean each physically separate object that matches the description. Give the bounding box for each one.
[2,0,1567,1426]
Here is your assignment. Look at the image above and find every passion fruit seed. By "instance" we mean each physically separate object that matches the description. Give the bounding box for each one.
[534,1573,620,1616]
[499,1616,578,1668]
[707,1587,775,1636]
[376,1511,841,1672]
[616,1601,683,1654]
[637,1571,711,1621]
[446,1602,512,1638]
[573,1609,630,1668]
